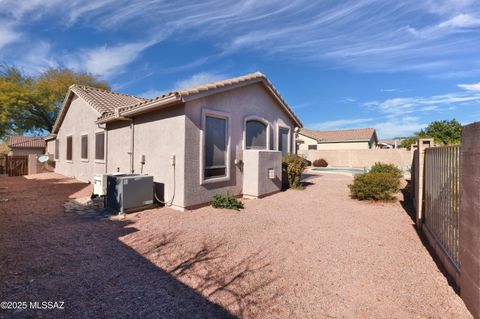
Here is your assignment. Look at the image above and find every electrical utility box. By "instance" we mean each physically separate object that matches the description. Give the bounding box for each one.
[106,174,154,214]
[93,174,108,196]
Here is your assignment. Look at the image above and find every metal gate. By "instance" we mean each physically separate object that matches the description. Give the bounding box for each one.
[424,145,461,268]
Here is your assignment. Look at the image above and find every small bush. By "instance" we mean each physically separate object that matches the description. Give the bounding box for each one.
[313,159,328,167]
[211,193,244,211]
[349,172,400,201]
[282,154,309,189]
[369,162,403,179]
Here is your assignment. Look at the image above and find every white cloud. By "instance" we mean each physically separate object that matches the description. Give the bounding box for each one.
[65,41,154,79]
[2,0,480,77]
[15,42,58,74]
[291,102,310,110]
[338,97,356,103]
[137,71,229,98]
[375,117,426,138]
[438,13,480,28]
[458,82,480,92]
[308,118,373,130]
[174,72,228,89]
[0,22,20,49]
[138,89,167,99]
[380,88,400,93]
[365,92,480,115]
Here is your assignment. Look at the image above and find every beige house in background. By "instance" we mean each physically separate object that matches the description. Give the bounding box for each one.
[46,72,302,210]
[297,128,378,151]
[8,136,46,156]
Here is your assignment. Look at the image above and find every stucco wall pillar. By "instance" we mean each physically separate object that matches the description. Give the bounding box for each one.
[413,138,434,228]
[459,122,480,318]
[27,154,37,175]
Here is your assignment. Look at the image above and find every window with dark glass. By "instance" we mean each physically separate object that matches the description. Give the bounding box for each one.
[245,120,267,149]
[278,127,290,155]
[81,135,88,160]
[204,116,227,179]
[66,136,72,161]
[95,132,105,161]
[55,139,59,160]
[308,144,317,150]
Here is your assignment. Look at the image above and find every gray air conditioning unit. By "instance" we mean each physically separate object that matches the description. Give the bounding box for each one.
[106,174,154,214]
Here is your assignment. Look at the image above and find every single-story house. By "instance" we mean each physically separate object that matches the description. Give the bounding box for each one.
[297,128,378,151]
[45,72,302,211]
[378,138,404,149]
[8,136,46,156]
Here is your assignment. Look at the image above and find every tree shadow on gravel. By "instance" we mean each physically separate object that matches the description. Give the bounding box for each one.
[0,175,280,319]
[137,233,283,318]
[0,176,234,318]
[399,179,460,295]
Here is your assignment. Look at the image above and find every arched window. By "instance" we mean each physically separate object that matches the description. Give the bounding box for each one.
[245,120,267,149]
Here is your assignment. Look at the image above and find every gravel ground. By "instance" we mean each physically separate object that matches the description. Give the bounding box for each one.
[0,172,472,318]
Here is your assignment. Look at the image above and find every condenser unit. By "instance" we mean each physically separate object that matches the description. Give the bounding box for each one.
[106,174,154,213]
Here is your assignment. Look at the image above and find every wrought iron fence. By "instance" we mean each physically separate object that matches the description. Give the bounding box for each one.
[424,145,461,268]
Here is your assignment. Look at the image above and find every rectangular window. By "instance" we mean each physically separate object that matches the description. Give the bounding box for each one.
[55,139,59,160]
[278,127,290,155]
[81,134,88,160]
[95,132,105,161]
[308,144,317,150]
[66,136,72,161]
[204,115,227,179]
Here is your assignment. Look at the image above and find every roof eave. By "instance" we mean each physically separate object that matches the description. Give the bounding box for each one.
[44,134,57,141]
[95,95,182,124]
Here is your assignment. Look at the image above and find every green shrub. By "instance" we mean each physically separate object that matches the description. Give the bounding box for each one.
[211,193,244,211]
[313,159,328,167]
[369,162,403,179]
[348,172,400,200]
[282,155,309,189]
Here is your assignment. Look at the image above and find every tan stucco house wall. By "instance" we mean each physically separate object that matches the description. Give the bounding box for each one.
[183,83,295,208]
[47,72,301,211]
[49,95,106,183]
[8,147,45,156]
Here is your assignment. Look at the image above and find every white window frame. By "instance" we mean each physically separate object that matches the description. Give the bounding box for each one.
[94,130,106,164]
[200,108,231,185]
[276,124,291,154]
[80,133,89,162]
[243,115,271,150]
[66,134,73,163]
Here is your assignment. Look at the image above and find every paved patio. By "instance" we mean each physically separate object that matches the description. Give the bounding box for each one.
[0,172,471,318]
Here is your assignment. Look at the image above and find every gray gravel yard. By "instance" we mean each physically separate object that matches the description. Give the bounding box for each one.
[0,172,471,318]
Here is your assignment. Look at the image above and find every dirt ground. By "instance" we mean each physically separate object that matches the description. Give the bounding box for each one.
[0,172,472,318]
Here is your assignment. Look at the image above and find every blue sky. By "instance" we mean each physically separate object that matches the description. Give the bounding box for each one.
[1,0,480,138]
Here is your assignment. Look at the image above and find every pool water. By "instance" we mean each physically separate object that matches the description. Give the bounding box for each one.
[311,167,367,175]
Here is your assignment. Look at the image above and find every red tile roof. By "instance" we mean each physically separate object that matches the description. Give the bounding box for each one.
[51,72,302,131]
[8,136,46,149]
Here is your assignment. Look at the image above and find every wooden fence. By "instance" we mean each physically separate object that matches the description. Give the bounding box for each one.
[0,155,29,176]
[424,145,461,268]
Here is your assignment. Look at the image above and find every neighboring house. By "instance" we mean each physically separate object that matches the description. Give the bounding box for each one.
[45,72,302,210]
[297,128,378,151]
[378,138,405,149]
[8,136,46,156]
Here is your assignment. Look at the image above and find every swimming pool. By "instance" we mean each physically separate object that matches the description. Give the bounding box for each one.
[311,167,367,175]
